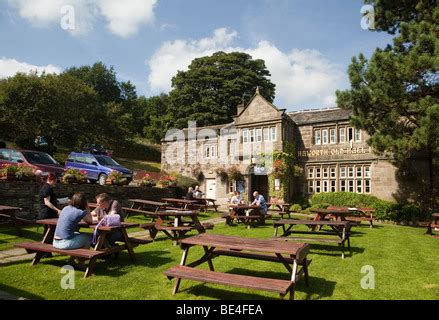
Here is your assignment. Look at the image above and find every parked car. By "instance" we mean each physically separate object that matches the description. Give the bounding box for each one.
[0,148,65,179]
[81,143,113,157]
[65,152,132,185]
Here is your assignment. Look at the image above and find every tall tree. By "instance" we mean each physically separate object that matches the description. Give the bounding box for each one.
[168,51,276,128]
[336,0,438,208]
[140,94,173,144]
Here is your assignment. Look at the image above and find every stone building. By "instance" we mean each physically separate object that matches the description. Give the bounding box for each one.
[161,89,429,205]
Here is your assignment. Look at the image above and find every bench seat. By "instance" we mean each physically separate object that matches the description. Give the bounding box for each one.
[275,237,342,244]
[156,225,193,232]
[127,237,153,245]
[15,242,106,259]
[164,265,295,298]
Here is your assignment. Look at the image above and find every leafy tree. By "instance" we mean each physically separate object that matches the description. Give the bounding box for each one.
[168,51,276,128]
[140,94,173,144]
[336,0,438,208]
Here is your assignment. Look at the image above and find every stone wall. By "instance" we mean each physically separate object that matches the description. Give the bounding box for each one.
[0,181,176,219]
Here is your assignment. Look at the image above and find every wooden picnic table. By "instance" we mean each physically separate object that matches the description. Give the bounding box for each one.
[195,198,219,212]
[161,198,201,210]
[127,199,168,218]
[326,206,376,228]
[273,219,352,258]
[267,202,291,219]
[0,205,23,236]
[226,204,266,229]
[163,233,311,300]
[155,210,206,245]
[15,218,142,277]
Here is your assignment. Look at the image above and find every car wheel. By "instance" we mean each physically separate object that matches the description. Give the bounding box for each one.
[98,174,107,186]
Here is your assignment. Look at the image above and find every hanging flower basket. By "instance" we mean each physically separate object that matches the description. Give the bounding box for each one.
[227,166,243,181]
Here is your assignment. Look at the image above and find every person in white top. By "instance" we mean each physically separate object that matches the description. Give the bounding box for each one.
[230,191,245,215]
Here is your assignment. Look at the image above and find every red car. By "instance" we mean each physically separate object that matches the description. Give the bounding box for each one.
[0,148,65,179]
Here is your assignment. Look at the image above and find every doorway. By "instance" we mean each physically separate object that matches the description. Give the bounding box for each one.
[248,174,269,203]
[205,179,217,199]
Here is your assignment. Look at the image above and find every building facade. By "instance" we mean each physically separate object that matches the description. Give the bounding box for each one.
[161,90,427,205]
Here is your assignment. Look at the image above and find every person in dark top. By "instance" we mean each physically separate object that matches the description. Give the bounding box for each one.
[185,187,194,200]
[91,193,123,247]
[38,173,60,219]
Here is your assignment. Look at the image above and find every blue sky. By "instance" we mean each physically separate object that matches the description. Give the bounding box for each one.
[0,0,392,111]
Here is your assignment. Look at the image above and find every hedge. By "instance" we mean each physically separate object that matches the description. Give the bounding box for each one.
[309,192,428,223]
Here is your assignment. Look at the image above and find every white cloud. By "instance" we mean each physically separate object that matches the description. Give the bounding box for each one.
[6,0,156,37]
[146,28,345,108]
[0,58,61,78]
[97,0,156,38]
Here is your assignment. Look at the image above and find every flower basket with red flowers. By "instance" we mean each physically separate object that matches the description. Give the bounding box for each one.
[62,168,87,184]
[106,170,128,186]
[158,175,177,188]
[272,159,288,178]
[139,173,157,187]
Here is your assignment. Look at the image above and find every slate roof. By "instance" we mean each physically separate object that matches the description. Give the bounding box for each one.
[287,108,353,125]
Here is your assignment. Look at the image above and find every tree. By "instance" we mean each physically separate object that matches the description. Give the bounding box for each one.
[140,94,173,144]
[336,0,438,208]
[168,51,276,128]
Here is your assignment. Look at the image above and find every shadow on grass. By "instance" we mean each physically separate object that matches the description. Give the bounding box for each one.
[176,268,336,300]
[0,227,43,242]
[0,283,45,300]
[308,243,365,258]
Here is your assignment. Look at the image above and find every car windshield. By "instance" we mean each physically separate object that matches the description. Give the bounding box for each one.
[23,151,58,165]
[95,155,120,167]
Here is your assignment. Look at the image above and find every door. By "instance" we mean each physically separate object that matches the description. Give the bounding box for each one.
[205,179,217,200]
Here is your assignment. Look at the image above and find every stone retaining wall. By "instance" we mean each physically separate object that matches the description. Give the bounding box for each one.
[0,181,176,219]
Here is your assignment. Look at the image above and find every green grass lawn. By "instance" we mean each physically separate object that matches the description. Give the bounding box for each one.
[0,220,438,300]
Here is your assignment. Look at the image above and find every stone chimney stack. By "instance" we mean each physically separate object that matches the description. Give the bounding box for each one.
[236,103,245,116]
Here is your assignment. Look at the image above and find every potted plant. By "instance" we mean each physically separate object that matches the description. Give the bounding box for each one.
[158,175,177,188]
[215,167,229,183]
[227,166,243,182]
[16,165,36,181]
[107,170,128,186]
[139,173,156,187]
[62,168,87,184]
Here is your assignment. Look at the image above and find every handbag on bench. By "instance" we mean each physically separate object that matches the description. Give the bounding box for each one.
[92,214,122,246]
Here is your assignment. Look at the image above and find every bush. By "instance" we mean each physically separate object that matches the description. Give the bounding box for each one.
[309,192,426,223]
[289,204,302,213]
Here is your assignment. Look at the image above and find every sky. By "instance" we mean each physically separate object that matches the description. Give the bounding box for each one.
[0,0,393,111]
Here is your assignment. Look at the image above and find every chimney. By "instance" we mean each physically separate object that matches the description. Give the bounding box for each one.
[237,103,245,116]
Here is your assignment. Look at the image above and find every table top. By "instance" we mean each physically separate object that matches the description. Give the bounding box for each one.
[229,204,260,209]
[310,208,353,215]
[36,218,139,230]
[156,211,197,217]
[128,199,167,206]
[327,206,376,213]
[162,198,199,204]
[181,233,309,258]
[267,203,291,207]
[0,205,21,211]
[275,219,351,226]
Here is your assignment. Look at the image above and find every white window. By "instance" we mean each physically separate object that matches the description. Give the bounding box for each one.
[229,142,236,156]
[330,128,336,144]
[204,145,217,159]
[315,181,321,193]
[348,180,354,193]
[356,180,363,193]
[250,129,255,143]
[365,180,371,193]
[256,129,262,143]
[271,127,277,141]
[315,130,321,145]
[339,128,346,143]
[340,180,347,192]
[323,167,329,178]
[315,168,321,178]
[263,128,270,141]
[323,180,329,193]
[330,180,337,192]
[348,167,355,178]
[356,166,363,178]
[340,167,346,178]
[308,168,314,179]
[330,167,337,178]
[243,129,249,144]
[322,129,328,145]
[355,128,362,142]
[308,181,314,194]
[365,166,371,178]
[348,128,354,142]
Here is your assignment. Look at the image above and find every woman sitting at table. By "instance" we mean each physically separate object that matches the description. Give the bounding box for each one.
[91,193,124,247]
[185,187,195,200]
[230,191,245,216]
[53,192,93,251]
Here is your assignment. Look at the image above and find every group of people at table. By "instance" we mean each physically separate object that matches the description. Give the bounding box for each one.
[38,174,124,259]
[230,190,268,215]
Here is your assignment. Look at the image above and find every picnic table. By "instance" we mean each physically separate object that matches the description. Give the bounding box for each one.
[326,207,376,228]
[273,219,352,258]
[0,205,24,236]
[161,198,201,211]
[426,213,439,236]
[163,233,311,300]
[127,199,168,218]
[195,198,219,212]
[15,218,146,278]
[154,210,208,245]
[267,202,291,219]
[225,204,267,229]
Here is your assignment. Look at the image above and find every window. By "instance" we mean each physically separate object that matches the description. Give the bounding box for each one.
[308,181,314,193]
[330,128,336,144]
[243,129,249,144]
[348,167,355,178]
[229,142,236,156]
[365,166,371,178]
[315,168,321,178]
[339,128,346,143]
[10,151,24,163]
[323,180,329,193]
[250,129,255,143]
[271,127,277,141]
[315,130,321,145]
[308,168,314,179]
[323,167,329,178]
[322,129,328,145]
[356,180,363,193]
[204,145,217,159]
[340,167,346,178]
[348,180,354,193]
[365,180,371,193]
[355,128,362,142]
[330,180,337,192]
[315,181,321,193]
[229,180,235,193]
[263,128,270,141]
[0,150,10,160]
[340,180,347,192]
[256,129,262,143]
[348,128,354,142]
[356,166,363,178]
[330,167,337,178]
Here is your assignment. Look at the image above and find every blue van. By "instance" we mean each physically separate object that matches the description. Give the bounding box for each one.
[65,152,133,185]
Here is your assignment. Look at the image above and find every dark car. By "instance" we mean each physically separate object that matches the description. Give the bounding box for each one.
[0,148,65,179]
[65,152,132,185]
[82,143,113,157]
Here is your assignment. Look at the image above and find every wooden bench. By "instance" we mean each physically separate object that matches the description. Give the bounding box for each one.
[164,265,296,299]
[222,214,267,229]
[15,242,106,278]
[327,207,376,229]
